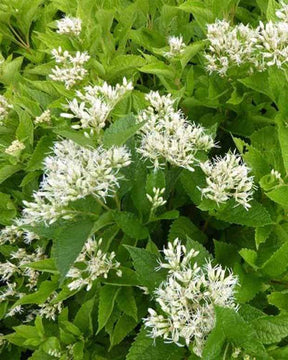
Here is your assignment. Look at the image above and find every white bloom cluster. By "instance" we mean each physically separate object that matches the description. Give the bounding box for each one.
[146,187,166,210]
[35,109,51,125]
[50,47,90,89]
[205,2,288,75]
[61,78,133,134]
[67,238,121,291]
[144,239,238,356]
[21,140,131,225]
[205,20,259,76]
[56,16,82,36]
[200,152,254,210]
[0,224,39,245]
[0,246,45,289]
[0,95,12,125]
[164,36,186,58]
[137,91,214,171]
[37,292,63,320]
[5,139,25,156]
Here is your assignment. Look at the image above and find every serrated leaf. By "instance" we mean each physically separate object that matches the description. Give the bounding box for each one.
[97,285,120,334]
[113,211,149,240]
[126,326,186,360]
[54,217,96,281]
[125,246,166,292]
[252,315,288,344]
[26,136,54,171]
[103,114,144,147]
[116,287,137,321]
[212,200,273,227]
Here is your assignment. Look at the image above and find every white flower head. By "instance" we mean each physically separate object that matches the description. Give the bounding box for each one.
[146,187,166,210]
[35,110,51,125]
[61,78,133,133]
[0,95,12,124]
[199,152,254,209]
[56,16,82,36]
[5,139,25,156]
[66,237,121,291]
[137,91,214,171]
[144,239,238,356]
[50,47,90,89]
[21,140,131,225]
[164,36,186,58]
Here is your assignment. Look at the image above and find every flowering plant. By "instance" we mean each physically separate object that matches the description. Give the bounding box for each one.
[0,1,288,360]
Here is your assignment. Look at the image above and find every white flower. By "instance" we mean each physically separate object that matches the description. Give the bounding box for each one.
[5,139,25,156]
[146,187,166,210]
[199,152,254,209]
[50,47,90,89]
[205,20,260,76]
[276,1,288,21]
[0,95,12,124]
[164,36,186,58]
[37,292,63,320]
[35,110,51,125]
[61,78,133,133]
[144,239,238,356]
[21,140,131,225]
[137,91,214,171]
[66,238,121,291]
[56,16,82,36]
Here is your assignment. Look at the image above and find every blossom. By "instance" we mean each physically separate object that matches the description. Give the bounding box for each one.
[137,91,214,171]
[56,16,82,36]
[37,292,63,320]
[199,152,254,209]
[35,110,51,125]
[146,187,166,210]
[61,78,133,134]
[144,239,238,356]
[5,139,25,156]
[205,20,260,76]
[164,36,186,58]
[21,140,131,225]
[0,95,12,124]
[66,238,121,291]
[276,1,288,21]
[50,47,90,89]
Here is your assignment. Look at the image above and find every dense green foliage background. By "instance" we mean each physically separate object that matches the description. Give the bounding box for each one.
[1,0,288,359]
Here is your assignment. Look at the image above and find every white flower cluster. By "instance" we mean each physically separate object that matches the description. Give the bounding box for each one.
[205,2,288,75]
[37,292,63,321]
[50,47,90,89]
[0,224,39,246]
[0,246,45,290]
[200,152,254,210]
[35,109,51,125]
[146,187,167,210]
[164,36,186,58]
[61,78,133,134]
[5,139,25,156]
[144,238,238,357]
[56,16,82,36]
[137,91,214,171]
[21,139,131,225]
[205,20,259,76]
[0,95,12,125]
[67,238,121,291]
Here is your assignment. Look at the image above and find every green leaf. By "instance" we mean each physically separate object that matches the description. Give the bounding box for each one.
[97,285,120,334]
[0,192,17,225]
[110,314,137,347]
[268,291,288,310]
[278,123,288,175]
[26,136,54,171]
[0,164,22,184]
[125,245,166,292]
[168,216,207,244]
[103,114,144,147]
[261,240,288,277]
[126,326,186,360]
[113,211,149,240]
[22,258,58,274]
[116,287,138,321]
[13,280,57,307]
[74,297,96,335]
[212,200,273,227]
[16,113,34,146]
[139,62,175,79]
[252,315,288,344]
[266,185,288,207]
[213,306,267,356]
[54,217,96,281]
